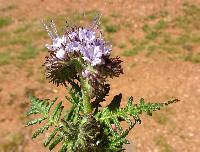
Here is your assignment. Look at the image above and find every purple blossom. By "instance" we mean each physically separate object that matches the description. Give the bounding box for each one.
[81,44,103,66]
[68,31,78,40]
[77,30,112,66]
[78,28,96,43]
[45,36,67,60]
[44,20,112,66]
[44,17,123,88]
[46,36,66,50]
[56,48,66,60]
[67,41,79,52]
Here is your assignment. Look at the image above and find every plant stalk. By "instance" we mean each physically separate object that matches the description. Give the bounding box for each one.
[80,78,92,114]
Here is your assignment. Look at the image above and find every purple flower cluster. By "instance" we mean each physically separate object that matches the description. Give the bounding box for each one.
[44,19,123,94]
[44,20,111,66]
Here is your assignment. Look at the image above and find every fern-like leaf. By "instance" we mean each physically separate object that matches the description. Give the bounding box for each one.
[49,134,63,151]
[32,124,50,138]
[97,97,179,150]
[44,127,60,147]
[26,96,65,150]
[65,85,83,122]
[25,117,47,126]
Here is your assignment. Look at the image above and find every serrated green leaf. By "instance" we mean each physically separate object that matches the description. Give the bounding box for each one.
[32,125,50,139]
[25,117,47,126]
[119,113,132,127]
[112,117,122,132]
[47,97,58,112]
[27,96,49,116]
[98,97,178,150]
[26,96,66,151]
[54,106,64,122]
[59,142,68,152]
[127,96,133,107]
[26,107,39,116]
[49,134,63,151]
[139,98,145,105]
[52,101,62,118]
[44,127,59,147]
[67,87,78,104]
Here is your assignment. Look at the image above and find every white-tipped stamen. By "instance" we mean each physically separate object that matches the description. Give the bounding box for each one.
[50,20,59,38]
[43,20,55,40]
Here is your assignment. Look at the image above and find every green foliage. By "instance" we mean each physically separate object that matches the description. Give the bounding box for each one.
[174,3,200,30]
[123,45,145,56]
[26,87,178,152]
[0,52,11,66]
[26,84,102,151]
[105,24,119,33]
[154,20,167,30]
[17,45,38,61]
[118,43,126,49]
[26,96,64,149]
[26,96,62,126]
[184,52,200,63]
[0,17,12,28]
[95,96,178,151]
[14,24,30,33]
[122,3,200,61]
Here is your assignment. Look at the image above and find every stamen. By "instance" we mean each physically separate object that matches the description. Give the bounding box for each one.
[50,20,59,38]
[42,20,54,40]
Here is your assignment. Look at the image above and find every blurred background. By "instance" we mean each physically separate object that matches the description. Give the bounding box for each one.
[0,0,200,151]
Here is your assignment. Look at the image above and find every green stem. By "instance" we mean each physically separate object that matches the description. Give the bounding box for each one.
[80,78,92,114]
[64,58,93,114]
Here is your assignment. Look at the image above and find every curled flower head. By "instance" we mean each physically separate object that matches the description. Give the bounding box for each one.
[43,16,123,92]
[44,53,78,86]
[44,19,111,64]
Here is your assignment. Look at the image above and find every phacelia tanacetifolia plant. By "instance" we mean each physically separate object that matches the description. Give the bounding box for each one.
[25,16,178,152]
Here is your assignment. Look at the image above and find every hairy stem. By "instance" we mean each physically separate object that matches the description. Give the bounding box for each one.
[80,77,92,114]
[68,58,93,114]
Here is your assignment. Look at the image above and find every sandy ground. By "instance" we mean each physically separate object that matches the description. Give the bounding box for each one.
[0,0,200,151]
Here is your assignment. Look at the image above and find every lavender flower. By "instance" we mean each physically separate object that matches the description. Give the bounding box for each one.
[45,36,66,52]
[43,17,123,90]
[81,45,102,66]
[79,28,96,42]
[45,23,110,62]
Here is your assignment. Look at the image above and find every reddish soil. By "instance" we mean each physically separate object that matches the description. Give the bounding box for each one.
[0,0,200,152]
